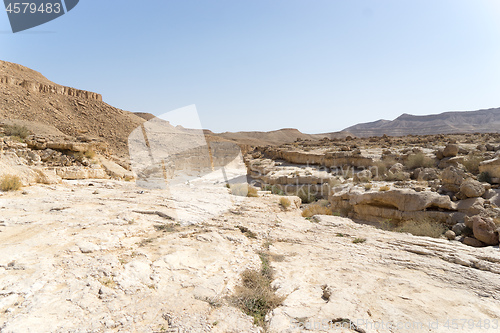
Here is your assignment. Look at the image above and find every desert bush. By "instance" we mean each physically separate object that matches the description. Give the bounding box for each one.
[405,153,434,169]
[3,124,31,139]
[364,183,373,190]
[0,174,22,191]
[84,150,96,159]
[297,187,316,203]
[394,219,446,238]
[302,203,333,218]
[232,252,284,327]
[279,197,291,209]
[462,154,483,174]
[231,184,258,197]
[478,171,493,184]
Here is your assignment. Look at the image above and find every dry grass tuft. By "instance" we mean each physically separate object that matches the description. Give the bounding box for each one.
[0,174,22,191]
[405,153,434,169]
[302,203,333,218]
[230,184,258,197]
[279,197,291,209]
[394,219,446,238]
[3,124,31,139]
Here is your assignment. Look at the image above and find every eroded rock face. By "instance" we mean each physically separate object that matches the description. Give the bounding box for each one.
[330,188,456,223]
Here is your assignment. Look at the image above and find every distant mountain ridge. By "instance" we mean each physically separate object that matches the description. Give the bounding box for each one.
[343,107,500,137]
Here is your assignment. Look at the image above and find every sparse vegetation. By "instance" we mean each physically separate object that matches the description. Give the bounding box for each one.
[393,219,446,238]
[364,183,373,190]
[405,152,434,169]
[0,174,22,191]
[84,149,96,159]
[279,197,291,209]
[230,184,258,197]
[352,237,366,244]
[232,251,285,327]
[2,124,31,139]
[462,154,483,174]
[302,203,333,218]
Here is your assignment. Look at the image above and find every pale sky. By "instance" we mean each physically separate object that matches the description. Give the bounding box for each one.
[2,0,500,133]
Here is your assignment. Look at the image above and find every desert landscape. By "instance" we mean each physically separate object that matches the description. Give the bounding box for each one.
[1,59,500,333]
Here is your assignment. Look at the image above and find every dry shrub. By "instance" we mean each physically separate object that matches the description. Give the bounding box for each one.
[3,124,31,139]
[297,187,316,203]
[0,174,22,191]
[279,197,291,209]
[232,252,284,327]
[302,203,333,218]
[462,154,483,174]
[394,219,446,238]
[405,152,434,169]
[231,184,258,197]
[379,185,390,191]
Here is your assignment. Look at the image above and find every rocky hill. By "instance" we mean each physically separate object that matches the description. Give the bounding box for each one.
[0,60,145,158]
[343,107,500,137]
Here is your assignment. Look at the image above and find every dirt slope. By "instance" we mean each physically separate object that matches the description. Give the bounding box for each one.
[0,60,145,158]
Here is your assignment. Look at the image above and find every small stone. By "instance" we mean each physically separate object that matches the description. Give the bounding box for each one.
[445,230,456,240]
[77,242,100,253]
[463,237,485,247]
[443,144,459,157]
[452,223,467,236]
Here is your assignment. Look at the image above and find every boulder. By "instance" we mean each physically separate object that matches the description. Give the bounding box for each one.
[445,230,456,240]
[413,168,438,181]
[457,198,485,216]
[452,223,467,236]
[471,216,499,245]
[441,166,467,193]
[443,144,459,157]
[353,169,372,183]
[99,156,135,179]
[459,179,485,198]
[389,163,404,174]
[479,157,500,179]
[463,237,485,247]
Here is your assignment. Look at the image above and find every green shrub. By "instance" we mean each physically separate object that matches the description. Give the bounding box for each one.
[405,153,434,169]
[0,174,22,191]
